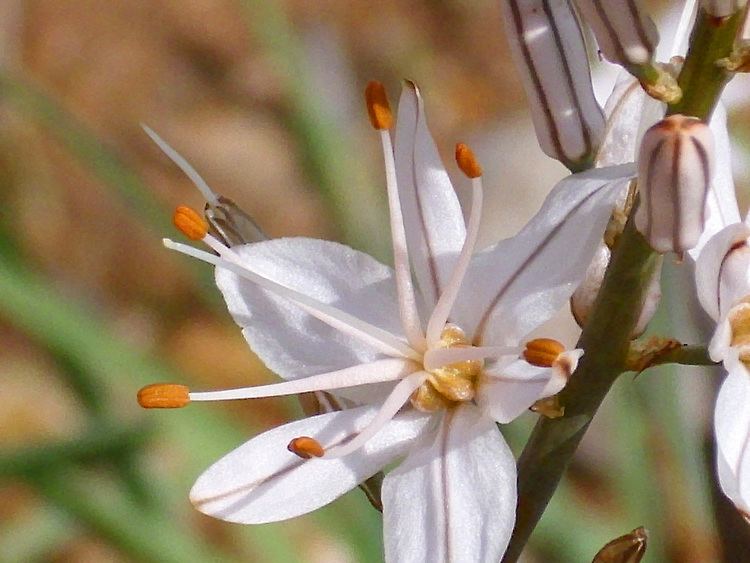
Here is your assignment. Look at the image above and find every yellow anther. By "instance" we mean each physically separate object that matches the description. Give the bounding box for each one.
[523,338,565,368]
[365,81,393,130]
[455,143,482,178]
[137,383,191,409]
[410,381,452,412]
[729,302,750,363]
[173,205,208,240]
[287,436,324,459]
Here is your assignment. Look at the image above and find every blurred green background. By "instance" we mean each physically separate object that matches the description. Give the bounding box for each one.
[1,1,749,561]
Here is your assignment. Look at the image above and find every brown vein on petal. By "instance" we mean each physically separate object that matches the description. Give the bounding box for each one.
[543,0,593,158]
[672,135,683,252]
[191,431,354,509]
[473,187,602,344]
[626,0,653,53]
[593,0,628,64]
[644,138,666,246]
[508,0,565,162]
[406,82,442,303]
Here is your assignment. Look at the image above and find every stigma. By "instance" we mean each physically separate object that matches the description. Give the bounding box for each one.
[410,325,483,412]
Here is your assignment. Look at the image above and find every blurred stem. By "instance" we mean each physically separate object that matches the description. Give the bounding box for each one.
[238,0,388,259]
[30,469,240,563]
[0,506,79,562]
[0,423,150,478]
[504,9,742,559]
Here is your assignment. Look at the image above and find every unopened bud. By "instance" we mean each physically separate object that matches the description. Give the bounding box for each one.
[499,0,605,170]
[592,526,648,563]
[205,195,266,247]
[574,0,658,67]
[635,115,715,254]
[700,0,747,18]
[572,244,661,338]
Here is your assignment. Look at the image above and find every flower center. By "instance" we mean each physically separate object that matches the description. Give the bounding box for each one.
[729,301,750,364]
[411,325,483,412]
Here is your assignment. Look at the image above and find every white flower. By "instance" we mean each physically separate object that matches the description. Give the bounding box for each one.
[140,82,634,561]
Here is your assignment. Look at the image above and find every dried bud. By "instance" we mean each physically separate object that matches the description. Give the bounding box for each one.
[499,0,605,170]
[205,195,266,247]
[571,244,661,338]
[635,115,715,255]
[700,0,747,18]
[592,526,648,563]
[574,0,658,67]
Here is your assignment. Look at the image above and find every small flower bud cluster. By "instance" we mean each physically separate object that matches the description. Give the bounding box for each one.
[574,0,658,67]
[499,0,605,170]
[635,115,715,255]
[700,0,748,17]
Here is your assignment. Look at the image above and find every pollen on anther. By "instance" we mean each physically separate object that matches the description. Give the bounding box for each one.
[523,338,565,368]
[455,143,482,178]
[365,81,393,130]
[288,436,325,459]
[137,383,191,409]
[173,205,208,240]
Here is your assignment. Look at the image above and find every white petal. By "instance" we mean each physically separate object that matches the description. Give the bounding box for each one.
[714,354,750,513]
[694,222,750,321]
[382,405,516,563]
[394,82,466,309]
[215,238,404,380]
[190,406,433,524]
[689,102,741,260]
[477,353,578,424]
[455,163,635,345]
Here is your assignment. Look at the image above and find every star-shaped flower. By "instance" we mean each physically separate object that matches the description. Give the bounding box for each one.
[139,81,634,561]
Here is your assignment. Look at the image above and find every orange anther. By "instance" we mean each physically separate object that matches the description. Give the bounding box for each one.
[173,205,208,240]
[523,338,565,368]
[137,383,190,408]
[365,81,393,130]
[287,436,324,459]
[455,143,482,178]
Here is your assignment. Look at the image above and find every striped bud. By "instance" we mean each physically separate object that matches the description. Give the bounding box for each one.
[574,0,658,67]
[700,0,748,17]
[635,115,715,255]
[499,0,605,171]
[205,195,266,247]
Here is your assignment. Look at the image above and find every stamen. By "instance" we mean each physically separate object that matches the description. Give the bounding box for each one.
[426,150,483,344]
[379,126,426,352]
[187,358,418,402]
[455,143,483,178]
[141,125,220,207]
[423,345,517,371]
[523,338,565,367]
[365,81,393,130]
[137,383,191,409]
[163,239,421,360]
[322,371,429,459]
[173,206,209,240]
[287,436,324,459]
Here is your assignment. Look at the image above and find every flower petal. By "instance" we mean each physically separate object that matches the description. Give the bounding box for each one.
[694,222,750,321]
[394,82,466,310]
[454,163,635,345]
[382,404,516,563]
[215,238,404,380]
[477,351,580,424]
[714,353,750,513]
[688,102,741,260]
[190,406,433,524]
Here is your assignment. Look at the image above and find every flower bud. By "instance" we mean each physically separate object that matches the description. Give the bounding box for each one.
[574,0,658,67]
[700,0,748,18]
[571,243,661,337]
[205,195,266,247]
[592,526,648,563]
[499,0,605,170]
[635,115,715,255]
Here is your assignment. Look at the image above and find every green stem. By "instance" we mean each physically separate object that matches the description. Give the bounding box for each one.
[668,8,746,119]
[640,344,717,371]
[503,217,658,562]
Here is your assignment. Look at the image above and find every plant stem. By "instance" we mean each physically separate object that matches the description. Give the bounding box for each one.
[504,7,745,560]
